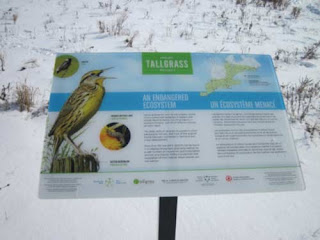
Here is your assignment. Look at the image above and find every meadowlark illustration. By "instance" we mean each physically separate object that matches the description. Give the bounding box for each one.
[49,67,115,158]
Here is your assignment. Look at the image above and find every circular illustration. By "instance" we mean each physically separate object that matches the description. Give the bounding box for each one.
[100,123,131,150]
[54,55,79,78]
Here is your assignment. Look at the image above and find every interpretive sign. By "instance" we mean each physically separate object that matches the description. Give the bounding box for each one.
[39,53,305,199]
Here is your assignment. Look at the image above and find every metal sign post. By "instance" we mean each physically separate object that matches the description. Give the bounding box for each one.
[159,197,178,240]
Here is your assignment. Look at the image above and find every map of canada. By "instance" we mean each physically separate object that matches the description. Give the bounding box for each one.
[200,56,259,96]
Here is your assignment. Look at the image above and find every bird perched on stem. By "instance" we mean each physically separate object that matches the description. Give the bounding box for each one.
[49,67,115,158]
[56,58,72,76]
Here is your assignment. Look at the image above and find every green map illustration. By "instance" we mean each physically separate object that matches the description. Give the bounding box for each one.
[200,62,257,96]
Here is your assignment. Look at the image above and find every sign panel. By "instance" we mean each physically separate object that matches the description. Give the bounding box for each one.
[39,53,305,199]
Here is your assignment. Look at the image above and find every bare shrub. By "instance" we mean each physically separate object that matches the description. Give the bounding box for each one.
[180,23,194,39]
[241,45,251,54]
[281,76,320,122]
[98,20,106,33]
[15,80,38,112]
[23,59,39,69]
[0,52,5,71]
[214,46,225,53]
[254,0,289,9]
[291,7,301,19]
[236,0,246,5]
[302,41,320,60]
[98,0,120,14]
[219,11,228,27]
[274,48,298,63]
[259,0,290,9]
[239,7,246,24]
[31,102,48,118]
[98,1,112,10]
[125,31,138,47]
[114,13,128,35]
[0,83,10,101]
[256,0,268,7]
[272,0,289,9]
[144,33,154,47]
[13,14,18,24]
[106,12,128,36]
[305,122,320,139]
[175,0,185,5]
[44,17,54,31]
[0,83,11,110]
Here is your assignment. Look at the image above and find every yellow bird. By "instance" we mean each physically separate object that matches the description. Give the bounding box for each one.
[48,67,115,157]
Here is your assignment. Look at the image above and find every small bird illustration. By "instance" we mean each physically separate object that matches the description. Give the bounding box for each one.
[49,67,115,158]
[100,123,127,150]
[56,58,72,75]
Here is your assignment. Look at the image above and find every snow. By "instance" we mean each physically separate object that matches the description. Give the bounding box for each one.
[1,0,320,239]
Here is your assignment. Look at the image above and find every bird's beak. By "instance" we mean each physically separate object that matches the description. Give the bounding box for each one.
[98,67,116,80]
[97,67,114,76]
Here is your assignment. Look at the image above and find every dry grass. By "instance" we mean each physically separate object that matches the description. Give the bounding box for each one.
[253,0,290,9]
[274,48,298,64]
[13,14,18,24]
[236,0,246,5]
[281,76,320,122]
[180,23,194,40]
[113,13,128,36]
[0,83,11,110]
[302,41,320,60]
[291,7,301,19]
[98,20,106,33]
[98,12,128,36]
[271,0,290,9]
[144,33,154,47]
[15,80,38,112]
[305,122,320,139]
[0,52,5,71]
[110,12,128,36]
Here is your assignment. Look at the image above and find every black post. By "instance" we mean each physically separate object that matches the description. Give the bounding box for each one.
[158,197,178,240]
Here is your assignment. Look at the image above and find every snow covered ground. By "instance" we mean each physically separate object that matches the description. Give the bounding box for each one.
[0,0,320,239]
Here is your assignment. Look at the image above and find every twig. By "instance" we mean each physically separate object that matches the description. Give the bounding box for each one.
[0,183,10,190]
